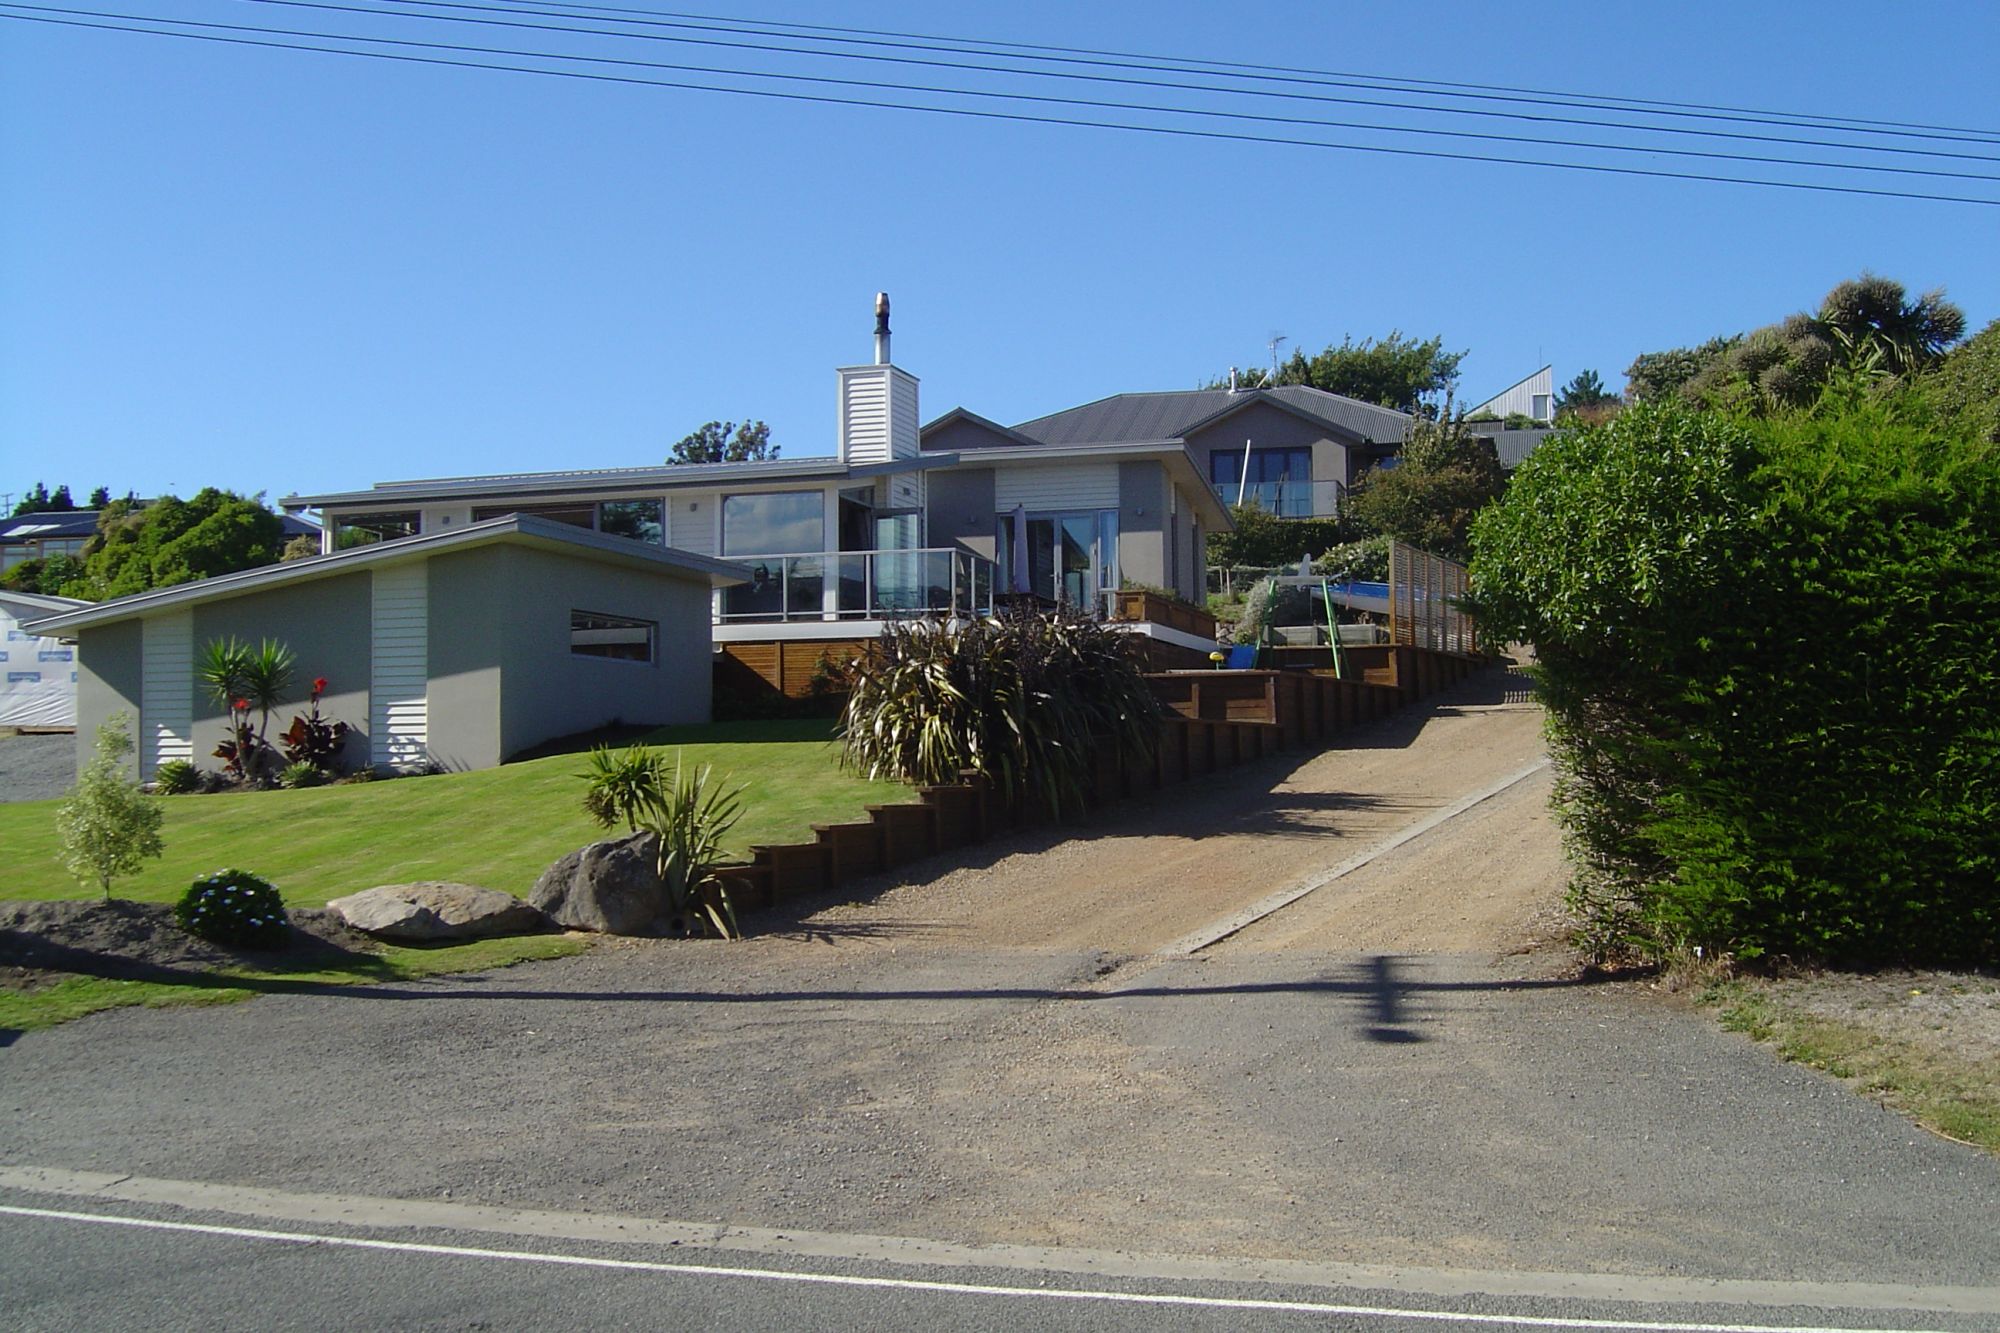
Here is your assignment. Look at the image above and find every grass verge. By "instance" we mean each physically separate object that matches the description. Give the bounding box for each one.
[0,933,587,1034]
[0,719,899,908]
[1702,977,2000,1154]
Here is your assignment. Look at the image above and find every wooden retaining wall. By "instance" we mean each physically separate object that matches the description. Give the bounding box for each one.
[710,645,1492,917]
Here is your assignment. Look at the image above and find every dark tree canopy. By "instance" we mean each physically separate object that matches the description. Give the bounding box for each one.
[1555,370,1617,412]
[88,485,112,508]
[1209,332,1465,413]
[20,489,291,600]
[670,420,778,465]
[1347,411,1506,560]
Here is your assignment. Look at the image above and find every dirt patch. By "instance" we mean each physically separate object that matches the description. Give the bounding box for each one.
[0,899,381,989]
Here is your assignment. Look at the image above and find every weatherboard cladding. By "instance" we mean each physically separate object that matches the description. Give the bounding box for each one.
[369,563,430,773]
[993,463,1121,511]
[669,495,716,556]
[139,611,193,779]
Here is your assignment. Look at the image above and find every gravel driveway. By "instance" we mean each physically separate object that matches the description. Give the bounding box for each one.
[0,732,74,803]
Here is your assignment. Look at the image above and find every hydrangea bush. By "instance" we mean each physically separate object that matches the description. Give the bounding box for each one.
[174,869,290,949]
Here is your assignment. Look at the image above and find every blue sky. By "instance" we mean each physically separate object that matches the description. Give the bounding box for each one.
[4,0,1997,508]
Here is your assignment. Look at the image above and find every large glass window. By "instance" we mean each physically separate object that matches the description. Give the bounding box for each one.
[722,491,824,556]
[1210,447,1313,516]
[570,609,655,663]
[597,498,664,545]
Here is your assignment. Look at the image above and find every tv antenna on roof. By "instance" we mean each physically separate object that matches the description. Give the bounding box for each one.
[1267,334,1287,382]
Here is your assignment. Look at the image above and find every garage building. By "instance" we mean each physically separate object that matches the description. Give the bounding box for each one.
[25,516,746,777]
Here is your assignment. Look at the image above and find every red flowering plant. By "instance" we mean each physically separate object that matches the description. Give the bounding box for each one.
[279,674,350,773]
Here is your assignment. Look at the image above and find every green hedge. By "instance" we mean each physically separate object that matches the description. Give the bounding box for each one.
[1471,399,2000,965]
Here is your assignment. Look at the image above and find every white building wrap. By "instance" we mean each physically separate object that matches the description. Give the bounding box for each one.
[0,597,79,729]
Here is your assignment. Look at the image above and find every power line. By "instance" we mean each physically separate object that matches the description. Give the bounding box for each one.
[6,9,1997,207]
[354,0,2000,149]
[16,3,2000,185]
[245,0,2000,166]
[454,0,2000,144]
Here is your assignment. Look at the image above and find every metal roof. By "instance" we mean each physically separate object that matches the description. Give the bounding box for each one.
[281,454,941,511]
[0,510,103,542]
[22,515,749,635]
[1007,386,1413,448]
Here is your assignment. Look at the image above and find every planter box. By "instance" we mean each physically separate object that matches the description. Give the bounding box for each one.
[1108,588,1219,640]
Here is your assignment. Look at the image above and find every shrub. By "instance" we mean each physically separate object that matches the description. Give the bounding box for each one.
[154,759,203,795]
[55,714,166,899]
[1471,397,2000,965]
[278,761,324,790]
[1205,502,1361,569]
[278,675,350,772]
[1312,536,1391,582]
[198,636,295,780]
[840,608,1163,819]
[174,869,289,949]
[578,744,746,938]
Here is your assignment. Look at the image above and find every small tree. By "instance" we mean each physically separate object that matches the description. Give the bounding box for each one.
[669,420,777,464]
[55,713,165,899]
[198,637,296,780]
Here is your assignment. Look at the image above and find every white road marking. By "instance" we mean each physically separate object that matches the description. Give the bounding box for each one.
[2,1166,1991,1317]
[0,1202,1962,1333]
[1158,757,1553,956]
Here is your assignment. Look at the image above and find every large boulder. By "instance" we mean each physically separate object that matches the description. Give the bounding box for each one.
[529,831,663,935]
[326,882,546,942]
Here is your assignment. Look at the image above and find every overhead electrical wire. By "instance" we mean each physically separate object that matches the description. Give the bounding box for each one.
[244,0,2000,166]
[14,1,2000,188]
[5,7,1996,206]
[452,0,2000,145]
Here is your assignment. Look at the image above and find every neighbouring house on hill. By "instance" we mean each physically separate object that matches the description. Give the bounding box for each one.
[1,507,322,579]
[0,510,100,574]
[280,295,1241,670]
[1,589,88,732]
[24,516,746,777]
[1468,365,1555,424]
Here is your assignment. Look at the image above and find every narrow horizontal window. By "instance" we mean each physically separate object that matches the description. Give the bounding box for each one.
[570,610,655,663]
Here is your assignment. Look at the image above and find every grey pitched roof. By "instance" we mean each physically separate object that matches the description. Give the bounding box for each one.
[1008,387,1412,448]
[23,515,748,635]
[0,510,102,542]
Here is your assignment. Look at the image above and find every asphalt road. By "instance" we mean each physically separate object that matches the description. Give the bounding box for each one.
[5,1188,1994,1332]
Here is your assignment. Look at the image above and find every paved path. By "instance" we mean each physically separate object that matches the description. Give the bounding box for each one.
[5,666,1999,1328]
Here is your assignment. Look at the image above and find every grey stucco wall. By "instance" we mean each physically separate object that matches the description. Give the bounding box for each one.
[490,545,714,762]
[1174,500,1199,601]
[426,548,509,772]
[1116,461,1167,591]
[74,619,144,778]
[1186,401,1358,500]
[925,467,998,560]
[190,573,373,772]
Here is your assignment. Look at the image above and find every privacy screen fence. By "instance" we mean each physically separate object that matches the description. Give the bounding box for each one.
[1388,541,1478,654]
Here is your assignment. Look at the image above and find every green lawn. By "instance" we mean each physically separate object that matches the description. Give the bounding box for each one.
[0,720,901,908]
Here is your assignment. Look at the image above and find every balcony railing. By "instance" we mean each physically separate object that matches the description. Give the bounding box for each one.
[1212,478,1346,518]
[717,548,996,623]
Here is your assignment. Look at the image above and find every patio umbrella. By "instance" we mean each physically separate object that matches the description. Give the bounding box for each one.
[1010,503,1031,594]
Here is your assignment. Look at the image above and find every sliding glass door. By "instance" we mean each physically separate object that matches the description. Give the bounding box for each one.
[999,510,1119,608]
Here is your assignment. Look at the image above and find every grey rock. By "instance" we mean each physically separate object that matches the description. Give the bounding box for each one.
[326,881,546,942]
[528,831,663,935]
